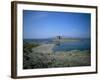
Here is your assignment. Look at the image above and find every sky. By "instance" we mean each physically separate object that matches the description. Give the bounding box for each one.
[23,10,91,39]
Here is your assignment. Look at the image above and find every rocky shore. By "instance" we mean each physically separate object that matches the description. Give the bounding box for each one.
[23,43,90,69]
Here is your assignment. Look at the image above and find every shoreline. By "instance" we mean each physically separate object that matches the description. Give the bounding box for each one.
[23,41,90,69]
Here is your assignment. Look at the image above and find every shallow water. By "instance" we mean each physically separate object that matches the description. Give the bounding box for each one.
[53,39,90,51]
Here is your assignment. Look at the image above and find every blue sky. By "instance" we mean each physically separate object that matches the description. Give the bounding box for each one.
[23,10,91,39]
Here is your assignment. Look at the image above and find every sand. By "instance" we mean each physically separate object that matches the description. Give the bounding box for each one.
[32,44,55,53]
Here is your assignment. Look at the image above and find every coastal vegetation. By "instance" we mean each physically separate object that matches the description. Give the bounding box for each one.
[23,38,90,69]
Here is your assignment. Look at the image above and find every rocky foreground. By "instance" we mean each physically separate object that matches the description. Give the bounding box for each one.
[23,43,90,69]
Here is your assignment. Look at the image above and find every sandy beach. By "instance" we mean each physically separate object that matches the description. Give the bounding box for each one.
[32,44,55,53]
